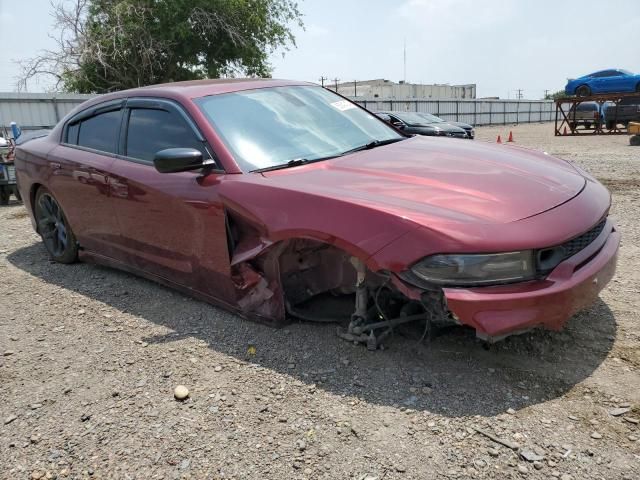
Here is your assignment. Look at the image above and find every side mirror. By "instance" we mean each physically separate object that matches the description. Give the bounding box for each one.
[153,148,206,173]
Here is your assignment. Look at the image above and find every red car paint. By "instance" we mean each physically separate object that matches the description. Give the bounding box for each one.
[14,79,619,340]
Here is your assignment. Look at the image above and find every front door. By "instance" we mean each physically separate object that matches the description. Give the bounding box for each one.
[110,98,235,302]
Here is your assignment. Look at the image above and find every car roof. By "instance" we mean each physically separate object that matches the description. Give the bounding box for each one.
[134,78,315,98]
[378,111,419,116]
[584,68,630,77]
[76,78,317,110]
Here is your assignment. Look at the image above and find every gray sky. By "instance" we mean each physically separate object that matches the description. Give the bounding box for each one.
[1,0,639,99]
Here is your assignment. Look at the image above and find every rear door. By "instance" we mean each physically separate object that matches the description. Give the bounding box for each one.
[46,101,124,257]
[109,97,234,299]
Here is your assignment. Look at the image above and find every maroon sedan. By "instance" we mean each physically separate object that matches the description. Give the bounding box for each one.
[15,79,619,345]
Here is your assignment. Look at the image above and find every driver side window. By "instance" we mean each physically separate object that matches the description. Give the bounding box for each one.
[125,108,210,163]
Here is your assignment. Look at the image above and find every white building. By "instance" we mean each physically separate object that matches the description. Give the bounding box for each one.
[331,79,476,100]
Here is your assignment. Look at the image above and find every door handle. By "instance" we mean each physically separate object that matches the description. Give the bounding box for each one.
[49,162,62,170]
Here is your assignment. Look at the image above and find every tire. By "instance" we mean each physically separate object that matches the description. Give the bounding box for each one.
[0,187,9,205]
[631,135,640,146]
[569,122,577,130]
[606,121,615,130]
[14,188,22,202]
[576,85,591,97]
[34,187,78,263]
[585,122,591,129]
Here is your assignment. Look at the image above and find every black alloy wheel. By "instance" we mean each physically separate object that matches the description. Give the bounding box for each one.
[35,188,78,263]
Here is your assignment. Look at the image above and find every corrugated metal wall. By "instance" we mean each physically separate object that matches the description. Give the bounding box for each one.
[0,92,553,132]
[353,98,554,126]
[0,93,93,131]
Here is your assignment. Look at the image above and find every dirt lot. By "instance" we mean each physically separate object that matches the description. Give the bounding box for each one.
[1,123,639,480]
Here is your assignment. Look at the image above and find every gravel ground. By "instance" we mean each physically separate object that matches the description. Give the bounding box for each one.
[1,122,639,480]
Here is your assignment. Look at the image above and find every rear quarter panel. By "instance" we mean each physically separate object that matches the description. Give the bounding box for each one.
[15,135,59,230]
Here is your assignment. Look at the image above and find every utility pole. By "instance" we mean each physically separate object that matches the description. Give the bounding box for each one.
[354,80,357,97]
[318,76,327,87]
[333,78,340,93]
[544,89,550,99]
[403,39,407,84]
[516,89,523,100]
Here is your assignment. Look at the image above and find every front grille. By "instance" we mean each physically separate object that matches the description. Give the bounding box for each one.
[537,218,607,273]
[561,218,606,259]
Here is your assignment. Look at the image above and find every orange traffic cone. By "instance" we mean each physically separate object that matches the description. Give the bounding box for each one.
[507,131,514,142]
[496,135,502,144]
[563,126,568,135]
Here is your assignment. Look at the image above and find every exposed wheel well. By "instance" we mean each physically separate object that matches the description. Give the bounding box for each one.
[29,183,44,231]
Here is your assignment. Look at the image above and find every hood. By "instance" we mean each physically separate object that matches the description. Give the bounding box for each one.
[410,122,465,133]
[450,121,473,130]
[262,136,586,225]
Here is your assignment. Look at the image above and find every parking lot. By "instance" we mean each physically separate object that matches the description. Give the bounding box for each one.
[1,122,638,479]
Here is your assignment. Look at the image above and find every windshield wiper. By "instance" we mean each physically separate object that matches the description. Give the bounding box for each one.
[252,137,407,173]
[338,137,406,156]
[252,158,313,173]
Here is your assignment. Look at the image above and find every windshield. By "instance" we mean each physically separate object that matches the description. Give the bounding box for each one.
[393,111,440,126]
[417,113,445,123]
[196,86,403,172]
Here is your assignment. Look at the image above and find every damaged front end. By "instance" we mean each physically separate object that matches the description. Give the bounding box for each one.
[227,210,452,349]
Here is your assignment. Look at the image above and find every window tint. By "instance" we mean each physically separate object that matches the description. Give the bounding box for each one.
[66,122,79,144]
[76,109,121,153]
[591,70,617,78]
[125,108,208,162]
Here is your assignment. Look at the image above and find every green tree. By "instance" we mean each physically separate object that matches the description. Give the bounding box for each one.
[19,0,303,93]
[544,90,566,101]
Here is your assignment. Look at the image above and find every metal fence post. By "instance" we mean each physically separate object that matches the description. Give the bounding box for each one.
[52,97,60,123]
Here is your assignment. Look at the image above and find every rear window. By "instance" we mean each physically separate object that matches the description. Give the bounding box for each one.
[69,109,122,154]
[570,103,597,112]
[576,103,598,112]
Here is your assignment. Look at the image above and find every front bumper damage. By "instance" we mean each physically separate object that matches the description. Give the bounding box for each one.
[227,210,619,348]
[444,222,619,341]
[392,219,620,342]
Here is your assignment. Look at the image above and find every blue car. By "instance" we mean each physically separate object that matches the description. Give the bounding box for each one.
[565,69,640,97]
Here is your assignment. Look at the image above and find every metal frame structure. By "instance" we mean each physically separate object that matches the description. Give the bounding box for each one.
[555,92,640,136]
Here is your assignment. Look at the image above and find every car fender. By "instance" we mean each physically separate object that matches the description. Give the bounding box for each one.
[216,177,419,272]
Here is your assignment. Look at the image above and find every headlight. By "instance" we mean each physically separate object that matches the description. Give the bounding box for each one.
[410,251,535,286]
